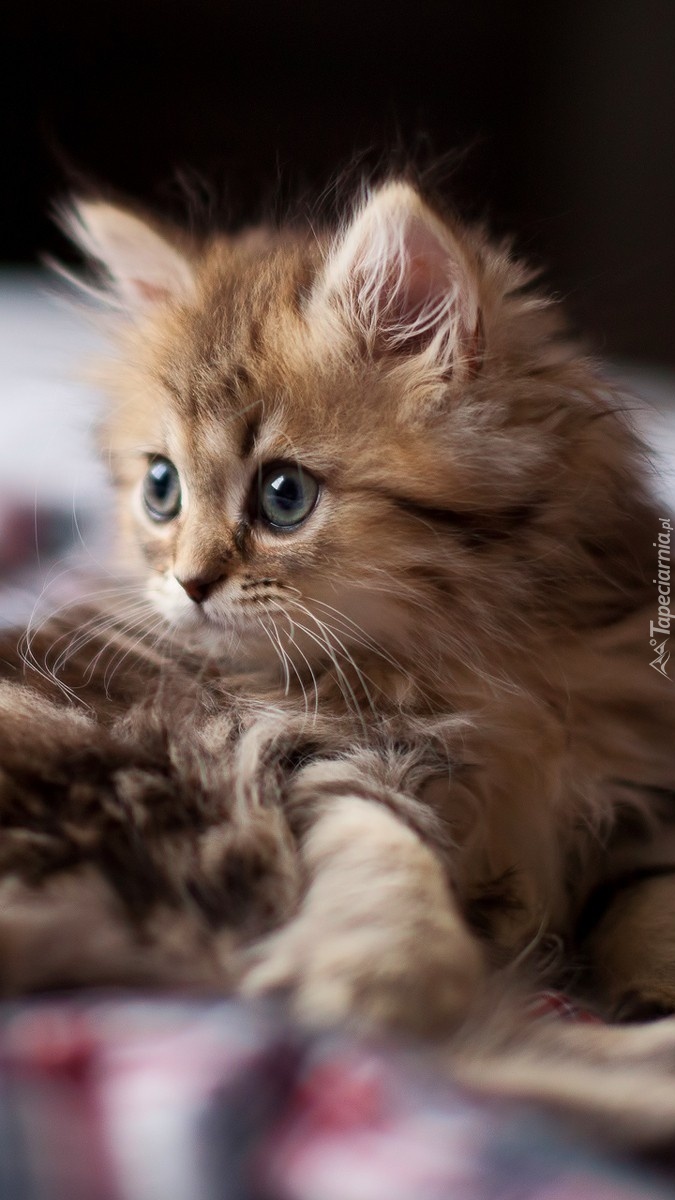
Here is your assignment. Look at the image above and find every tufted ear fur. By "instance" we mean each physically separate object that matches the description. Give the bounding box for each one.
[312,182,482,374]
[64,200,196,311]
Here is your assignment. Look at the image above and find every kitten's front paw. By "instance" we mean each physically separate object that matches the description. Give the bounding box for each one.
[241,914,485,1037]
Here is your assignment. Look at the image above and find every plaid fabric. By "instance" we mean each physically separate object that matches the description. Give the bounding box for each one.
[0,995,671,1200]
[526,991,603,1023]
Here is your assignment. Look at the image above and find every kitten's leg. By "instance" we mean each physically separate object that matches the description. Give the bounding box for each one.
[452,1012,675,1149]
[0,871,228,994]
[585,873,675,1019]
[241,794,485,1036]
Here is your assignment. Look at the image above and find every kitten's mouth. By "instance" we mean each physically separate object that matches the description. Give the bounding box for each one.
[185,593,287,641]
[150,572,398,679]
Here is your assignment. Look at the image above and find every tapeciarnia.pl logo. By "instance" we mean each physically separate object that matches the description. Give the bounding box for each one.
[650,516,672,678]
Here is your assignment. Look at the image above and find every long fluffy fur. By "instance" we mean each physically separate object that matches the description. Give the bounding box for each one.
[1,179,674,1141]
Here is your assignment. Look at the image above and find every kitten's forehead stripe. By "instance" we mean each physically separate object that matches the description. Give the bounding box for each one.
[233,520,251,557]
[240,412,261,460]
[230,362,254,391]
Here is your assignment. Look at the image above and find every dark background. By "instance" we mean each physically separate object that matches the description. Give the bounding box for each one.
[3,0,675,363]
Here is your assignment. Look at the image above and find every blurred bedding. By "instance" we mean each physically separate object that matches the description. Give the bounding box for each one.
[1,995,674,1200]
[0,272,109,626]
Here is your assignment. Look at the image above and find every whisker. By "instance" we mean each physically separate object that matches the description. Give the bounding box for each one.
[16,581,151,706]
[265,600,318,723]
[264,614,292,695]
[101,614,169,696]
[49,599,153,675]
[280,601,369,732]
[308,596,408,675]
[298,605,379,718]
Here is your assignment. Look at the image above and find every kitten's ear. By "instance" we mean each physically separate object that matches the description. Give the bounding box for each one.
[313,182,481,373]
[64,200,196,310]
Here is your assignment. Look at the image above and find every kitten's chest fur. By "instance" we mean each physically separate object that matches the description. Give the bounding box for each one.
[304,611,675,958]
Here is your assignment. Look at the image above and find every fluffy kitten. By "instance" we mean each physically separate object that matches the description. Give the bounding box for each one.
[1,180,674,1045]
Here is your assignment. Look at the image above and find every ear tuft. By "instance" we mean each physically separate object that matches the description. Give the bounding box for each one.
[316,182,481,372]
[63,200,196,311]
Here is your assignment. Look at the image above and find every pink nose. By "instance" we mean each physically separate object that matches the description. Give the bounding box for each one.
[177,574,225,604]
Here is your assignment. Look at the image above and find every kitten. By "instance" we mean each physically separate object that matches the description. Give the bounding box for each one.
[1,180,674,1044]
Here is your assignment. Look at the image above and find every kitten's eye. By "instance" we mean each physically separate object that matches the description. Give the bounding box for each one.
[142,456,182,522]
[258,463,319,530]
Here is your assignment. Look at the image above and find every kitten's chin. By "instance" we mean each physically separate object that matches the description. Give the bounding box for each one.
[147,592,280,672]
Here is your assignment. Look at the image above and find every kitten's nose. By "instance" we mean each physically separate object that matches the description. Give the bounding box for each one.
[177,572,225,604]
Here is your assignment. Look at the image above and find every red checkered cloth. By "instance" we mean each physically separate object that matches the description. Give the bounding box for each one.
[0,994,670,1200]
[526,991,603,1023]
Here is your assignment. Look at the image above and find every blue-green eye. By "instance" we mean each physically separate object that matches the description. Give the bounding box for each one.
[258,463,319,530]
[143,456,182,522]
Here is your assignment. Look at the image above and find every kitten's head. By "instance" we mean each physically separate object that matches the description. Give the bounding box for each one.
[67,182,650,689]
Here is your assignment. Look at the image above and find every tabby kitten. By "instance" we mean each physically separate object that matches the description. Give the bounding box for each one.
[1,181,674,1036]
